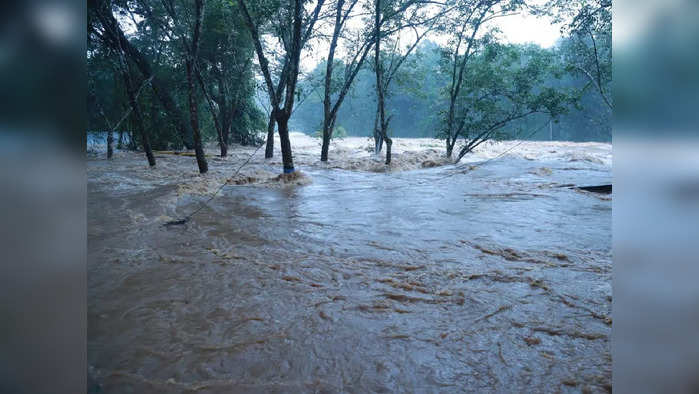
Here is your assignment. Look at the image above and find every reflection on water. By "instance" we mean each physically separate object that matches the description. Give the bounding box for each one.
[88,142,611,393]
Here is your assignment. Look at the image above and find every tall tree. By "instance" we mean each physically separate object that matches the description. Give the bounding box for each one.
[119,56,156,167]
[441,42,571,161]
[319,0,375,161]
[196,0,260,156]
[155,0,210,172]
[440,0,523,158]
[238,0,326,173]
[184,0,209,173]
[372,0,443,163]
[89,0,157,166]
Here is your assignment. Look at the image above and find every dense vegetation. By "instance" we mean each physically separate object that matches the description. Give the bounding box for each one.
[87,0,611,171]
[293,37,611,143]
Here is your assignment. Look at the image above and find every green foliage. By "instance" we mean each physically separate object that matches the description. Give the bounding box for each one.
[445,42,572,144]
[88,0,264,152]
[292,39,608,142]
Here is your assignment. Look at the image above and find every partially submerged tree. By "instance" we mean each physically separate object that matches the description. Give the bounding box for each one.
[118,51,157,167]
[238,0,326,173]
[184,0,209,173]
[442,42,570,161]
[438,0,524,158]
[89,0,266,167]
[371,0,445,164]
[319,0,375,162]
[89,0,157,166]
[196,0,261,155]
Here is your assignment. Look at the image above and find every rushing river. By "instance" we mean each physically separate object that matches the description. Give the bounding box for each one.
[88,138,612,393]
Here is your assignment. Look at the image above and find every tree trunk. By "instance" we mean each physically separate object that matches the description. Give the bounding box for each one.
[320,0,342,162]
[117,130,124,149]
[384,135,392,165]
[221,105,231,147]
[123,74,155,167]
[320,114,335,162]
[446,138,454,158]
[186,62,208,173]
[373,110,383,154]
[238,0,320,173]
[275,111,294,173]
[219,134,227,157]
[265,111,275,158]
[374,0,391,165]
[456,145,472,162]
[195,63,226,157]
[320,128,331,162]
[107,131,114,159]
[186,0,208,173]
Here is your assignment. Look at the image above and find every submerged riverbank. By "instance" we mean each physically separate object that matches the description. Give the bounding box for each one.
[88,134,612,392]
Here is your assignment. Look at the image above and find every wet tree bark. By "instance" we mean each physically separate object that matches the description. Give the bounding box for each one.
[320,114,337,162]
[185,0,208,173]
[221,107,231,147]
[374,0,392,165]
[373,110,383,154]
[443,8,488,159]
[123,73,155,167]
[274,111,294,172]
[320,0,344,163]
[107,131,114,158]
[446,137,455,158]
[194,62,226,157]
[215,74,231,148]
[319,0,374,162]
[265,112,275,159]
[239,0,324,173]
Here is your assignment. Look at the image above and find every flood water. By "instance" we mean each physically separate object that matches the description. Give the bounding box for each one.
[88,140,611,393]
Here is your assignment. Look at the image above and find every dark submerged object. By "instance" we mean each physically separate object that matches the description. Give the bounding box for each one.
[574,184,612,194]
[163,218,189,226]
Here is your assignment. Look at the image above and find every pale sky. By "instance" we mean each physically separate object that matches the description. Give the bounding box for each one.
[300,11,564,71]
[493,12,563,48]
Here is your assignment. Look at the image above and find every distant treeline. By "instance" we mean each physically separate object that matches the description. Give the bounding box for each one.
[292,39,611,142]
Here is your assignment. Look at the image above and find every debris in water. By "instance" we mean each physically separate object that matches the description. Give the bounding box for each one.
[532,327,606,340]
[163,218,188,226]
[572,184,612,194]
[475,305,512,322]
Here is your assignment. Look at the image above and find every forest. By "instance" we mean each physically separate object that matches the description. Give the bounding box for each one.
[88,0,611,171]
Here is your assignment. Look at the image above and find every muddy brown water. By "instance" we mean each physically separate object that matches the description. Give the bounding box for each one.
[88,149,611,393]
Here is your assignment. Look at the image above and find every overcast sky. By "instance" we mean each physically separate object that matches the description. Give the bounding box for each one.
[300,10,564,71]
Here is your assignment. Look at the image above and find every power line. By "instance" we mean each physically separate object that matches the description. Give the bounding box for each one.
[163,138,267,226]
